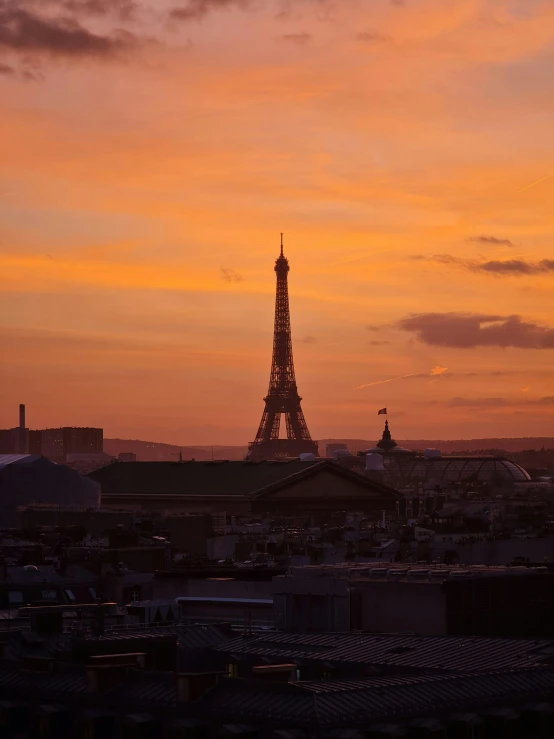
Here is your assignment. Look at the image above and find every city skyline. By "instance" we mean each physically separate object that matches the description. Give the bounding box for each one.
[1,1,554,445]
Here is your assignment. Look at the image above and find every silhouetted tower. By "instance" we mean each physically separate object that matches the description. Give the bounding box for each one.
[248,236,318,460]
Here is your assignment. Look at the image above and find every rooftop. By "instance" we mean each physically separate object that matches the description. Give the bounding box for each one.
[90,459,398,499]
[217,632,554,673]
[0,454,43,470]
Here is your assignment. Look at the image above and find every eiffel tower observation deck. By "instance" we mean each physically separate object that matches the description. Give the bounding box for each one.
[248,236,318,461]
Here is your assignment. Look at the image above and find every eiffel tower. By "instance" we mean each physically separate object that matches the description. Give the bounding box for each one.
[248,235,318,460]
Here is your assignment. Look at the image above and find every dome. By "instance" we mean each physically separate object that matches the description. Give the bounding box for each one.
[384,456,531,485]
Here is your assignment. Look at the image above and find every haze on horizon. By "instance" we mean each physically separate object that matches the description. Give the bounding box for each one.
[1,0,553,446]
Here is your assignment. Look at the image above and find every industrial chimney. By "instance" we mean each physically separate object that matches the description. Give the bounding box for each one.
[18,404,28,454]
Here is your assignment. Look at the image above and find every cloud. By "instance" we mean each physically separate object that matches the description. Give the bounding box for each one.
[0,5,140,61]
[430,365,448,376]
[448,397,509,408]
[169,0,252,22]
[418,254,554,276]
[220,267,244,283]
[280,33,311,45]
[0,61,15,75]
[356,31,390,43]
[448,396,554,408]
[299,335,316,343]
[467,235,514,247]
[397,313,554,349]
[479,259,554,275]
[369,340,390,346]
[40,0,139,21]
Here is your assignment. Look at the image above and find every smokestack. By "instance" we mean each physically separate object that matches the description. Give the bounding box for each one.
[18,404,28,454]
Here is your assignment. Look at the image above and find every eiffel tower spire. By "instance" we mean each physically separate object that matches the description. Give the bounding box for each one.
[248,236,318,460]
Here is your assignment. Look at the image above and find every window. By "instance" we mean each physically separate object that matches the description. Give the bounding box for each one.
[65,589,76,602]
[88,588,97,600]
[227,663,238,678]
[8,591,23,605]
[41,590,57,601]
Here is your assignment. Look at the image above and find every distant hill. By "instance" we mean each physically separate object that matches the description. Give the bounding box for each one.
[104,439,248,461]
[104,437,554,461]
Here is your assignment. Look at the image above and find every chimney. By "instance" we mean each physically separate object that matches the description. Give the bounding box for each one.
[175,672,222,702]
[18,404,28,454]
[86,653,145,693]
[252,664,297,683]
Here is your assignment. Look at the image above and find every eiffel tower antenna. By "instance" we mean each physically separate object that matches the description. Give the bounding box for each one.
[248,235,318,460]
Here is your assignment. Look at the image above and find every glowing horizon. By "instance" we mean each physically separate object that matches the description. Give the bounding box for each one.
[1,0,554,445]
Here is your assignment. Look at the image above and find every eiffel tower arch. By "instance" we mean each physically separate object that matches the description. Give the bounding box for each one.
[248,236,319,461]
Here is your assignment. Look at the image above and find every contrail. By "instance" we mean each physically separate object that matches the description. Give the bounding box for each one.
[518,172,554,193]
[356,373,421,390]
[356,365,448,390]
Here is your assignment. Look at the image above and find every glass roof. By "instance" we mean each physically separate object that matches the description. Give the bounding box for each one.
[382,456,531,484]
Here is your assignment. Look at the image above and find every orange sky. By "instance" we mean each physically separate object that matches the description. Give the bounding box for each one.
[1,0,554,444]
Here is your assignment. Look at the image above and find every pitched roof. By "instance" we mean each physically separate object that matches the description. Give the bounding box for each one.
[217,632,554,673]
[195,668,554,727]
[90,460,398,499]
[0,454,42,469]
[2,658,554,727]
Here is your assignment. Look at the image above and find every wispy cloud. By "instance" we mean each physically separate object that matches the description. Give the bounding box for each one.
[280,33,312,45]
[169,0,252,22]
[355,30,390,43]
[467,235,514,247]
[220,267,244,283]
[448,395,554,409]
[417,254,554,276]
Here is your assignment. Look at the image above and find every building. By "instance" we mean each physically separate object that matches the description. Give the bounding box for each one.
[326,442,348,457]
[90,459,400,520]
[0,563,100,610]
[1,618,554,737]
[37,426,104,463]
[0,455,100,525]
[272,562,554,636]
[0,404,28,455]
[337,419,535,493]
[118,452,137,462]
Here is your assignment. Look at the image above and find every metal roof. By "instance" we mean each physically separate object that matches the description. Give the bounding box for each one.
[94,624,231,649]
[176,597,273,605]
[196,668,554,727]
[0,454,41,469]
[2,657,554,727]
[217,632,554,673]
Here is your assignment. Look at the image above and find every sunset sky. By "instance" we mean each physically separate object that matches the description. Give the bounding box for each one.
[1,0,554,445]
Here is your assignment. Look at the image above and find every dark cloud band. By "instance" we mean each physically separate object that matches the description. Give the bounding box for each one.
[397,312,554,349]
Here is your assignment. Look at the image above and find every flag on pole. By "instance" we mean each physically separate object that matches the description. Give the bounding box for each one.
[377,408,387,415]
